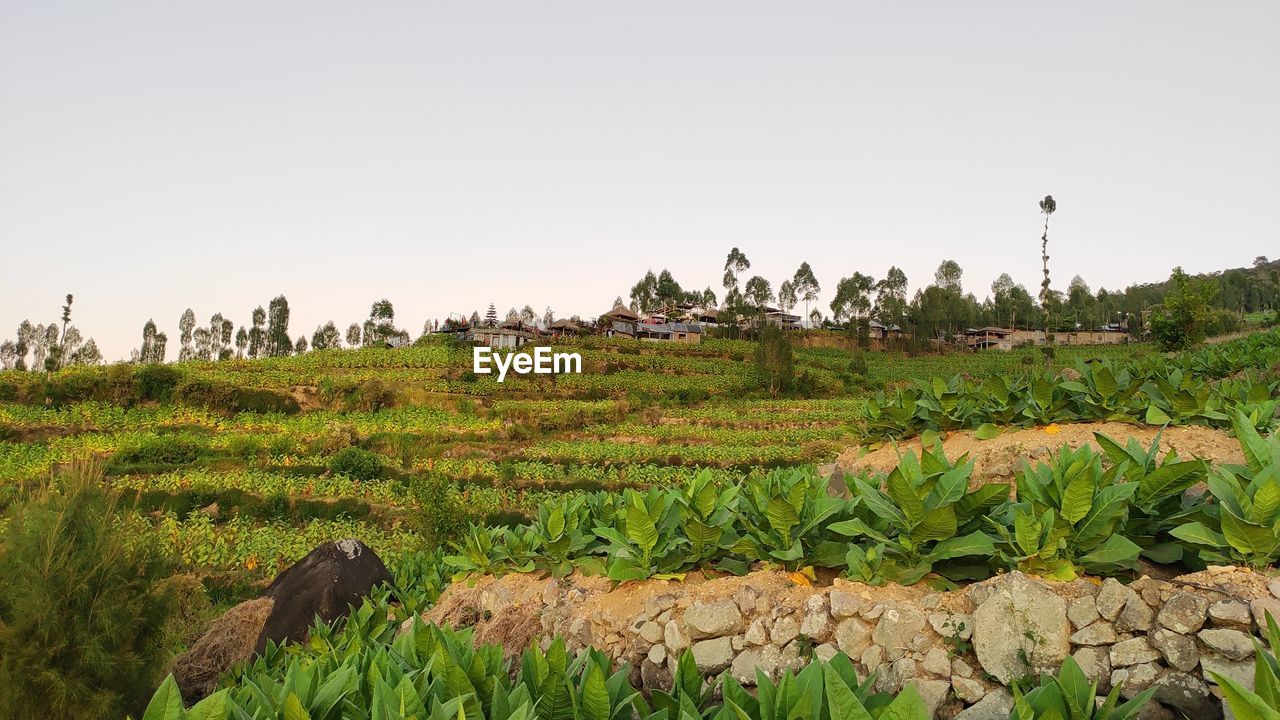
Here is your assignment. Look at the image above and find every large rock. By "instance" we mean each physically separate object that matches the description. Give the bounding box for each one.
[835,617,873,657]
[691,637,734,673]
[256,539,393,653]
[1153,672,1221,720]
[1158,593,1210,634]
[731,645,782,684]
[972,572,1071,684]
[874,605,927,661]
[1198,629,1255,662]
[955,689,1013,720]
[1151,628,1200,672]
[685,600,744,640]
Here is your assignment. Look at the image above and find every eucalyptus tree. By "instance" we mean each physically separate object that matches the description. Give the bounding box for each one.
[791,261,821,327]
[629,270,658,312]
[831,273,875,336]
[266,295,291,357]
[14,320,34,370]
[1039,194,1057,337]
[178,309,196,361]
[874,266,908,329]
[520,305,537,326]
[248,307,266,359]
[744,275,773,324]
[234,327,248,359]
[777,279,798,319]
[56,294,73,370]
[311,321,341,350]
[294,336,308,354]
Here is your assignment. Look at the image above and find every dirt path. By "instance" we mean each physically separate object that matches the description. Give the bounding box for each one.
[835,422,1243,485]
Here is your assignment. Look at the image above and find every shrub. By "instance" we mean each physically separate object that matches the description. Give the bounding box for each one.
[107,435,207,473]
[0,458,174,719]
[754,323,794,397]
[408,472,469,546]
[173,377,300,414]
[328,446,386,481]
[134,364,182,401]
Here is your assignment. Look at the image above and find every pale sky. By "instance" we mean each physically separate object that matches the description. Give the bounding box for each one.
[2,1,1277,360]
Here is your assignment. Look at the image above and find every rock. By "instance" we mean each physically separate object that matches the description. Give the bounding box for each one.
[1209,599,1253,629]
[648,644,666,665]
[800,596,832,641]
[1153,672,1221,720]
[664,621,688,652]
[972,572,1071,684]
[1151,628,1200,672]
[641,657,672,689]
[1110,637,1160,667]
[835,617,873,657]
[1070,621,1117,646]
[830,591,862,618]
[862,645,885,673]
[815,643,839,662]
[684,601,743,640]
[1111,662,1160,699]
[1068,597,1101,630]
[874,605,928,661]
[691,637,734,673]
[779,640,807,674]
[1252,598,1280,629]
[922,648,951,677]
[1158,593,1210,634]
[952,676,987,703]
[256,539,392,654]
[647,594,677,617]
[745,618,769,646]
[952,657,973,678]
[1269,579,1280,600]
[911,679,951,719]
[955,689,1013,720]
[929,612,974,640]
[171,597,275,702]
[1072,647,1112,692]
[1198,628,1255,661]
[638,621,663,644]
[921,594,942,610]
[1097,578,1135,621]
[734,586,760,615]
[771,615,800,646]
[1201,654,1254,691]
[731,644,782,684]
[880,657,917,693]
[731,634,745,651]
[863,603,887,621]
[1116,595,1155,633]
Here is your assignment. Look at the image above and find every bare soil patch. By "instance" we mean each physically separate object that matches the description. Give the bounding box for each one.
[836,422,1244,486]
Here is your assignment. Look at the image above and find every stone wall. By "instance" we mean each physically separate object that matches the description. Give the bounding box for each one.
[422,566,1279,720]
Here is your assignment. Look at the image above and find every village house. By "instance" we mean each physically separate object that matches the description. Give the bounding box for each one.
[467,327,533,349]
[599,303,703,343]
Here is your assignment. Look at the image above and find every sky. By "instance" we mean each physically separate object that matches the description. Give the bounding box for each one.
[2,2,1277,360]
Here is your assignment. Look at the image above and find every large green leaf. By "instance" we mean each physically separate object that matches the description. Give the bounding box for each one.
[625,493,659,557]
[582,663,611,720]
[141,676,186,720]
[929,531,996,560]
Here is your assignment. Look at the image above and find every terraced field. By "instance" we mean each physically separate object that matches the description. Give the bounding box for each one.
[1,332,1275,593]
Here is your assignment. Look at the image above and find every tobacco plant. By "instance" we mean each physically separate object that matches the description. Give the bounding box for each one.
[593,488,688,581]
[730,468,851,571]
[1094,431,1205,564]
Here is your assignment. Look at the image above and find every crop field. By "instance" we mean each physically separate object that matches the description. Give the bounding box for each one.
[1,331,1277,591]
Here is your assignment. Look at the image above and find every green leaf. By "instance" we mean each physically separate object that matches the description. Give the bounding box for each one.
[929,531,996,560]
[582,663,611,720]
[142,676,186,720]
[187,691,231,720]
[822,664,874,720]
[1145,405,1172,425]
[284,694,312,720]
[625,493,659,556]
[975,423,1001,440]
[1078,534,1141,571]
[879,685,929,720]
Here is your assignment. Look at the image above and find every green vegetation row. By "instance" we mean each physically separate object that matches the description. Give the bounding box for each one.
[443,411,1280,585]
[860,329,1280,440]
[138,593,1157,720]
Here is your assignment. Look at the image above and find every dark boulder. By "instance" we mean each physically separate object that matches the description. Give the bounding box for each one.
[254,538,393,652]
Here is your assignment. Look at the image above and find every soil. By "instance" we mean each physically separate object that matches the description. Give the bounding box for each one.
[835,422,1244,486]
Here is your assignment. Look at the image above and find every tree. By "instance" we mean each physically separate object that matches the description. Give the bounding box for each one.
[40,324,59,372]
[14,320,34,371]
[312,321,341,350]
[543,306,554,329]
[56,294,73,370]
[831,273,875,335]
[218,318,233,360]
[67,339,100,366]
[505,307,519,324]
[991,274,1016,328]
[365,299,400,346]
[468,311,481,328]
[266,295,291,357]
[346,323,362,347]
[208,313,226,360]
[655,270,683,309]
[247,307,266,359]
[137,320,165,364]
[234,327,247,358]
[484,304,498,328]
[0,341,15,370]
[294,336,308,354]
[630,270,658,313]
[192,327,212,360]
[1039,195,1057,337]
[723,248,751,293]
[744,275,773,320]
[178,308,196,361]
[700,287,717,308]
[1149,267,1218,350]
[874,266,908,329]
[1067,275,1094,329]
[520,305,537,326]
[791,262,821,328]
[754,323,794,398]
[934,260,963,293]
[777,280,797,317]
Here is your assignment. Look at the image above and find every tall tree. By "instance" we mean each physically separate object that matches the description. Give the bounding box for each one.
[137,320,164,364]
[519,305,537,326]
[1039,195,1057,338]
[0,341,15,370]
[365,299,399,346]
[792,262,821,328]
[178,309,196,361]
[831,273,875,334]
[346,323,362,347]
[14,320,34,371]
[484,304,498,327]
[655,269,683,309]
[723,248,751,293]
[234,327,248,359]
[874,266,908,329]
[294,335,308,354]
[266,295,291,357]
[56,294,73,370]
[777,280,798,317]
[744,276,773,322]
[311,321,341,350]
[247,307,266,359]
[630,270,658,313]
[991,273,1016,328]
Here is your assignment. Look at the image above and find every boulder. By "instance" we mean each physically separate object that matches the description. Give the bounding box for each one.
[1096,578,1135,621]
[1072,647,1113,692]
[1150,628,1200,672]
[834,617,873,657]
[731,644,782,684]
[1209,599,1253,630]
[1198,628,1255,662]
[1070,621,1117,646]
[1153,672,1221,720]
[684,600,743,639]
[874,605,927,661]
[972,572,1071,684]
[1110,637,1160,667]
[691,637,734,673]
[1157,593,1209,634]
[256,539,393,653]
[955,689,1013,720]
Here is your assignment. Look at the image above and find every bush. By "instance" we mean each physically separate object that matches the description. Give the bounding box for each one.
[754,323,794,397]
[173,377,300,414]
[107,435,207,473]
[328,446,386,481]
[408,472,469,546]
[0,458,174,719]
[134,364,182,401]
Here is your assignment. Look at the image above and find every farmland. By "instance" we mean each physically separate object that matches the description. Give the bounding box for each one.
[1,332,1276,589]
